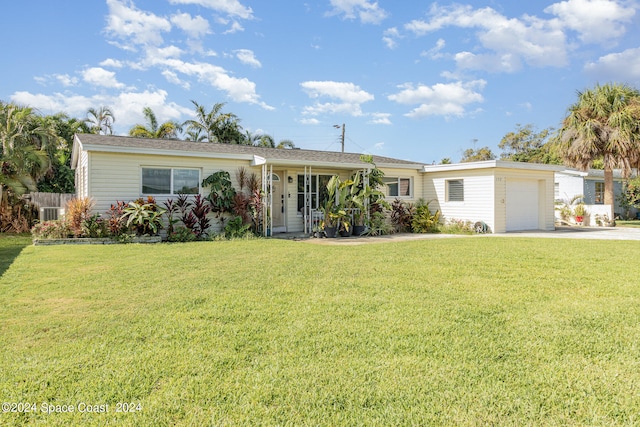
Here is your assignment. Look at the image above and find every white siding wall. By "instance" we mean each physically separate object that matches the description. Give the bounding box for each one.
[555,173,584,203]
[424,167,556,233]
[424,170,496,232]
[86,151,259,233]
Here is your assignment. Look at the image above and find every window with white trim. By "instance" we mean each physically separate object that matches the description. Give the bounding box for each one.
[142,168,200,195]
[446,179,464,202]
[384,177,412,197]
[595,181,604,204]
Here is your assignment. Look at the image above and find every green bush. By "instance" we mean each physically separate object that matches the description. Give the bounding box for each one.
[224,216,252,239]
[168,226,197,242]
[411,204,441,233]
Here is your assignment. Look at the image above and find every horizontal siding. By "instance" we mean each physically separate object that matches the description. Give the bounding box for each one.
[424,170,496,232]
[87,152,257,216]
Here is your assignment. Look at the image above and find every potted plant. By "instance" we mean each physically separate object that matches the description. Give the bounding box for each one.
[573,202,586,225]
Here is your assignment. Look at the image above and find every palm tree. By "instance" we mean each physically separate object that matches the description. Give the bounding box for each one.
[85,106,115,135]
[558,83,640,218]
[276,139,296,149]
[182,100,245,144]
[129,107,181,139]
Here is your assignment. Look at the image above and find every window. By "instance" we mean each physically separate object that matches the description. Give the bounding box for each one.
[446,179,464,202]
[142,168,200,195]
[595,182,604,204]
[297,174,332,212]
[384,177,411,197]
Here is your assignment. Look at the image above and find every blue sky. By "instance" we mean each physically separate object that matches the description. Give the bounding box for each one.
[2,0,640,163]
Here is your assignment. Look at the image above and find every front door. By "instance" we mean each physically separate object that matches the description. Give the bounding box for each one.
[272,171,286,232]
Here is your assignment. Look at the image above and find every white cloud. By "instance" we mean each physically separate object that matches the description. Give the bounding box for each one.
[300,81,374,117]
[544,0,635,44]
[383,27,401,49]
[10,89,191,133]
[170,12,211,38]
[159,58,272,109]
[584,47,640,83]
[82,67,126,89]
[99,58,125,68]
[168,0,253,20]
[388,80,486,118]
[421,38,446,59]
[105,0,171,47]
[368,112,392,125]
[162,70,191,89]
[55,74,79,87]
[405,4,568,71]
[234,49,261,68]
[327,0,388,24]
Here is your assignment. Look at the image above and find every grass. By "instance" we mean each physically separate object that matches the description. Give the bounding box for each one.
[1,235,640,426]
[616,220,640,228]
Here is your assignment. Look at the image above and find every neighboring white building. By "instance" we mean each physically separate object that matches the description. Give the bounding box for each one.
[72,134,563,234]
[555,169,636,224]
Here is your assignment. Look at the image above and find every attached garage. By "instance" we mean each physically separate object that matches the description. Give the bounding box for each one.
[423,161,562,233]
[506,179,540,231]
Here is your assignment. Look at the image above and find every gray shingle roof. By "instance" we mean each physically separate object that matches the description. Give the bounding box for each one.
[74,134,424,168]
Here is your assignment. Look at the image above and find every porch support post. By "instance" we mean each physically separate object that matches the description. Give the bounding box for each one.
[304,166,312,234]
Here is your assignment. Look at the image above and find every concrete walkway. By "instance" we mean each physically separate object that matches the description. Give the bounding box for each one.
[295,226,640,245]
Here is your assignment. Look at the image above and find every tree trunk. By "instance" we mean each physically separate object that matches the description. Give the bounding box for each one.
[604,167,615,219]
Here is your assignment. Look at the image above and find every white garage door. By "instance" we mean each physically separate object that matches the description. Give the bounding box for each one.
[506,179,539,231]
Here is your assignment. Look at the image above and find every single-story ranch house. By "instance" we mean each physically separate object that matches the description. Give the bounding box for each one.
[71,134,564,234]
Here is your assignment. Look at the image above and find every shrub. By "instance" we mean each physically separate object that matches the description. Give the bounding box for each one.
[121,198,166,236]
[365,211,395,236]
[390,199,414,233]
[82,214,109,238]
[167,226,197,242]
[31,220,72,239]
[440,218,475,234]
[106,201,128,237]
[411,204,441,233]
[66,197,94,237]
[224,216,252,239]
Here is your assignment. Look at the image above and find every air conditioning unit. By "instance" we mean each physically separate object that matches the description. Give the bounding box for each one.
[39,207,65,222]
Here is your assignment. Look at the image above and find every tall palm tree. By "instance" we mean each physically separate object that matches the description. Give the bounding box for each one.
[129,107,181,139]
[558,83,640,218]
[85,106,115,135]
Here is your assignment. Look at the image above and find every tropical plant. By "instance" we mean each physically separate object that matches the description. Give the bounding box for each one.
[66,197,94,237]
[558,83,640,218]
[82,214,109,238]
[390,198,414,233]
[555,194,584,222]
[191,193,212,238]
[365,211,394,236]
[106,201,128,237]
[202,170,236,221]
[129,107,181,139]
[411,201,441,233]
[224,216,252,238]
[85,106,115,135]
[121,198,166,236]
[167,226,197,242]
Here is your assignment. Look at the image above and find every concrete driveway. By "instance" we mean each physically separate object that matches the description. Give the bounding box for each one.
[302,226,640,245]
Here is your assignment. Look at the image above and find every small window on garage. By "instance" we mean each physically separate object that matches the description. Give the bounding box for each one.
[595,182,604,204]
[446,179,464,202]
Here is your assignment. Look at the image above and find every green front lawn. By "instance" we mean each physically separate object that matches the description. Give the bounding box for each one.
[1,236,639,426]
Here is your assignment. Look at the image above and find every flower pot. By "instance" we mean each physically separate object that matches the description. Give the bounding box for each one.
[352,225,366,236]
[575,216,584,224]
[324,226,337,238]
[339,227,352,237]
